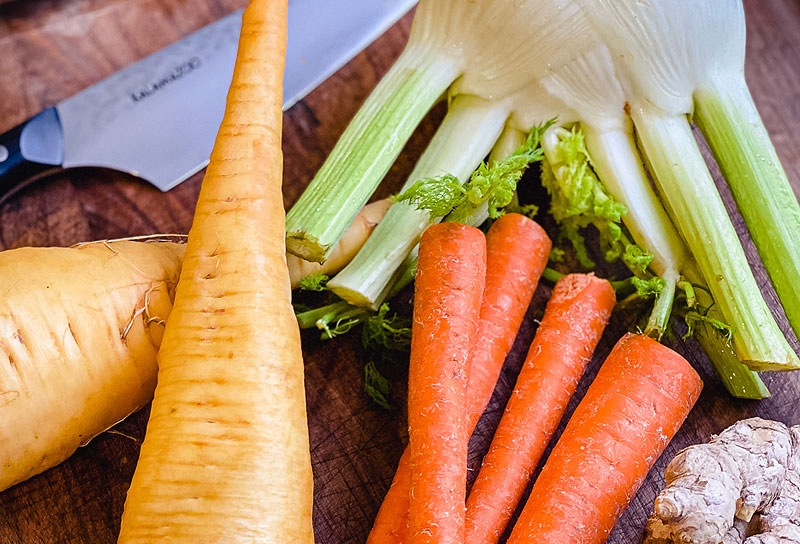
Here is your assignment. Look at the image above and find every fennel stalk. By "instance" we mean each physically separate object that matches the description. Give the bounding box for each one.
[328,95,509,308]
[694,75,800,341]
[632,106,799,370]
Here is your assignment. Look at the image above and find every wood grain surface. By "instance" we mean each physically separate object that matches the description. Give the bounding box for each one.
[1,1,799,543]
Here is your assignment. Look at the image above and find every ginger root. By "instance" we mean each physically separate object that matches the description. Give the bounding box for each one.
[644,417,800,544]
[746,426,800,544]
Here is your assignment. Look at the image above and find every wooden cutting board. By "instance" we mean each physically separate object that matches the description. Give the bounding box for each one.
[1,1,799,542]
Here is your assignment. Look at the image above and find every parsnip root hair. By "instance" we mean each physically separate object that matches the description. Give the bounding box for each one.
[0,241,184,492]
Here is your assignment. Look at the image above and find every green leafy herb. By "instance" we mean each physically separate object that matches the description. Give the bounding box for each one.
[548,247,566,263]
[361,304,411,409]
[394,175,465,218]
[362,303,412,353]
[395,122,551,223]
[297,273,330,292]
[684,310,735,342]
[622,245,654,274]
[319,315,363,340]
[631,276,666,298]
[364,361,392,410]
[504,202,540,220]
[541,126,653,272]
[447,121,553,223]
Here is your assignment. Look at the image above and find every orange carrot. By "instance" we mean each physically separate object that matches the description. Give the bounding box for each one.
[507,333,703,544]
[368,213,550,543]
[408,223,486,544]
[465,214,551,429]
[465,273,615,544]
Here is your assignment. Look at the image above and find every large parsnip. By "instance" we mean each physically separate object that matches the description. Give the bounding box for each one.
[117,0,314,542]
[0,241,184,492]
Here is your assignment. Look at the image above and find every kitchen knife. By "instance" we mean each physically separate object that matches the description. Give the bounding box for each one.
[0,0,417,201]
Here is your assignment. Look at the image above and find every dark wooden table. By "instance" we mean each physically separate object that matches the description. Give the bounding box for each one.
[1,1,799,542]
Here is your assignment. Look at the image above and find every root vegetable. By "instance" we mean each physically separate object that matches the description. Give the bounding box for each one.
[465,273,615,544]
[408,222,486,544]
[646,418,800,544]
[0,240,184,493]
[645,510,754,544]
[727,519,754,544]
[746,426,800,543]
[117,1,314,541]
[507,333,703,544]
[368,213,550,544]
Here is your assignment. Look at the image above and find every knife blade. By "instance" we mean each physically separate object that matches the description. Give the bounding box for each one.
[0,0,417,201]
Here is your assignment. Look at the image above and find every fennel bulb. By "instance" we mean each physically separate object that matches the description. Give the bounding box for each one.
[578,0,800,370]
[285,0,552,262]
[501,1,776,389]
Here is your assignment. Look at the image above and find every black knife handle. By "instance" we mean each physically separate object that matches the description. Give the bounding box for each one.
[0,121,58,205]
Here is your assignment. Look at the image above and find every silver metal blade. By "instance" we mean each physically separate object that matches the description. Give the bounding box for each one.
[283,0,416,110]
[56,0,416,191]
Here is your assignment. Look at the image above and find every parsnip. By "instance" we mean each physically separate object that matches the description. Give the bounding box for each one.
[118,0,314,541]
[0,240,184,492]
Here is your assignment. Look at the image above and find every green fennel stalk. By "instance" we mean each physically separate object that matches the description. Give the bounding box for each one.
[285,50,460,262]
[694,75,800,341]
[295,300,370,340]
[632,105,799,371]
[581,123,687,341]
[328,95,510,308]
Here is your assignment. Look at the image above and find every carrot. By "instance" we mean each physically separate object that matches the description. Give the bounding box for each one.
[465,273,615,544]
[507,333,703,544]
[464,214,551,430]
[368,213,550,543]
[117,1,314,542]
[0,240,183,493]
[288,198,392,288]
[408,222,486,544]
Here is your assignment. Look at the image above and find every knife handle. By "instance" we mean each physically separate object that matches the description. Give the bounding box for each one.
[0,119,59,204]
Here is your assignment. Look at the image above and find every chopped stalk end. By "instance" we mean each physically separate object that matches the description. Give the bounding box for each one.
[286,229,333,264]
[329,284,385,312]
[742,357,800,373]
[645,270,678,341]
[285,51,460,262]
